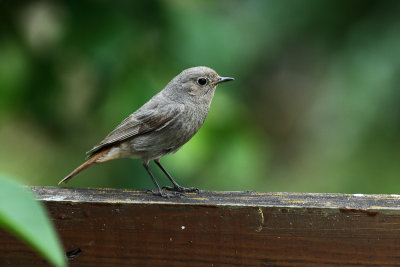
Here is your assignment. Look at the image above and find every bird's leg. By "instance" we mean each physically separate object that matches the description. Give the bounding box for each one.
[154,159,199,193]
[142,162,182,198]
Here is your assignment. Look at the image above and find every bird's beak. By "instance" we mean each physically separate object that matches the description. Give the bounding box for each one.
[211,77,235,85]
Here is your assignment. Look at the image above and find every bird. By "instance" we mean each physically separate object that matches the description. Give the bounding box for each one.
[58,66,234,197]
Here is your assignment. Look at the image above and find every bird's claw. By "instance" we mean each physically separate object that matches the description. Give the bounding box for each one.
[163,185,199,193]
[148,189,183,198]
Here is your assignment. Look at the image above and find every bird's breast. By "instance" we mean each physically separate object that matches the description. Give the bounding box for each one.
[128,104,210,160]
[181,104,209,133]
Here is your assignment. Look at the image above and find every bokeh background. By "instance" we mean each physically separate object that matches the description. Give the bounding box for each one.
[1,0,400,193]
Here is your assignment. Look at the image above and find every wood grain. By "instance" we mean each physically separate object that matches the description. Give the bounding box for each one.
[1,187,400,266]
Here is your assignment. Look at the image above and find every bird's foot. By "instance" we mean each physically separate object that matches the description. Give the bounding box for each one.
[163,185,199,193]
[148,189,183,198]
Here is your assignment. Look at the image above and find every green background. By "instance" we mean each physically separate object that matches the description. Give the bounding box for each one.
[1,0,400,193]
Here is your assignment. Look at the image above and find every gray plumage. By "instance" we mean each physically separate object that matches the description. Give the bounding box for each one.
[59,66,234,197]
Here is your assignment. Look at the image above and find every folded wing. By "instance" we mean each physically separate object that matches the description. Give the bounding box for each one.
[86,103,184,158]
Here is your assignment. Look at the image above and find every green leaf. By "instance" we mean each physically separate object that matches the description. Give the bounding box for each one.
[0,175,66,267]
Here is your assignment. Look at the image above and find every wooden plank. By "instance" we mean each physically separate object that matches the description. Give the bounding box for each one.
[1,187,400,266]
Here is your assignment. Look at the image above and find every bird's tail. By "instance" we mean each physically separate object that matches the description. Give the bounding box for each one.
[58,148,111,185]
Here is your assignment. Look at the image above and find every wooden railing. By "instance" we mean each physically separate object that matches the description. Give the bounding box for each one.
[1,187,400,266]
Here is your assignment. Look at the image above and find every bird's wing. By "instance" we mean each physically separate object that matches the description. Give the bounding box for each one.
[86,102,185,158]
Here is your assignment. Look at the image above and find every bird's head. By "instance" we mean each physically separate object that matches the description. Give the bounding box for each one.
[164,66,234,104]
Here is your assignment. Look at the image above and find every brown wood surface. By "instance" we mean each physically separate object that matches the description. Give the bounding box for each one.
[1,187,400,266]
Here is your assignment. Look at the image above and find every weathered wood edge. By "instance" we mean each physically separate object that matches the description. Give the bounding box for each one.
[30,186,400,212]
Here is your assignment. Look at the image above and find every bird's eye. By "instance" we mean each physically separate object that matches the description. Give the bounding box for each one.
[197,77,207,86]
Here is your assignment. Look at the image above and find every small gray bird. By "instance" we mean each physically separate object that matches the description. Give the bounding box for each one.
[59,66,234,197]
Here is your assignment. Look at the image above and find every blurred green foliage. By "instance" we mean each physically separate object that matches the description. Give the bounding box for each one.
[1,0,400,193]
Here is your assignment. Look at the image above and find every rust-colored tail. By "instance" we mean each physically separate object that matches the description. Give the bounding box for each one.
[58,148,111,185]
